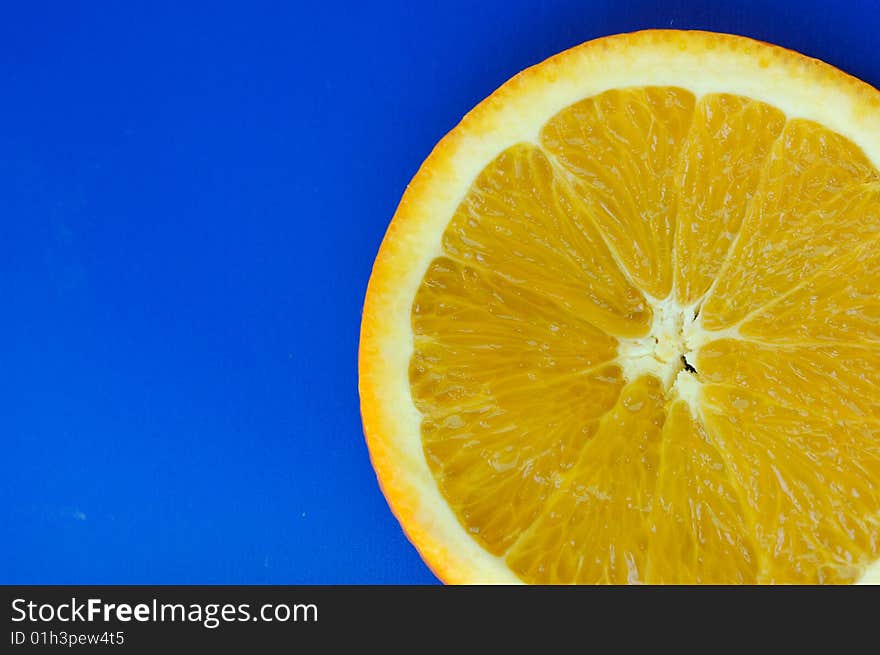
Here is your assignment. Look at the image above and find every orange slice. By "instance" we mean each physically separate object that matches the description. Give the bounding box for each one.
[359,30,880,583]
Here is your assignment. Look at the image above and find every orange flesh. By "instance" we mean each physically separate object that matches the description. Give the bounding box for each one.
[409,87,880,583]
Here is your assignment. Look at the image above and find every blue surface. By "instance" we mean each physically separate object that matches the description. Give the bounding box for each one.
[2,1,879,584]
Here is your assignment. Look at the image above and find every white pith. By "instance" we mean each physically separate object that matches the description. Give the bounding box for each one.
[617,295,707,393]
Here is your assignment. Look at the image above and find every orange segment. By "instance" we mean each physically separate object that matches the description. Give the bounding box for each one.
[505,376,665,583]
[442,143,650,337]
[700,119,879,329]
[646,401,758,583]
[674,95,785,306]
[701,385,880,583]
[741,206,880,342]
[697,339,880,424]
[411,257,624,553]
[697,339,880,581]
[541,87,695,299]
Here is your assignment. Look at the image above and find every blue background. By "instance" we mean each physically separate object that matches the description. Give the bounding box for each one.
[2,1,879,584]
